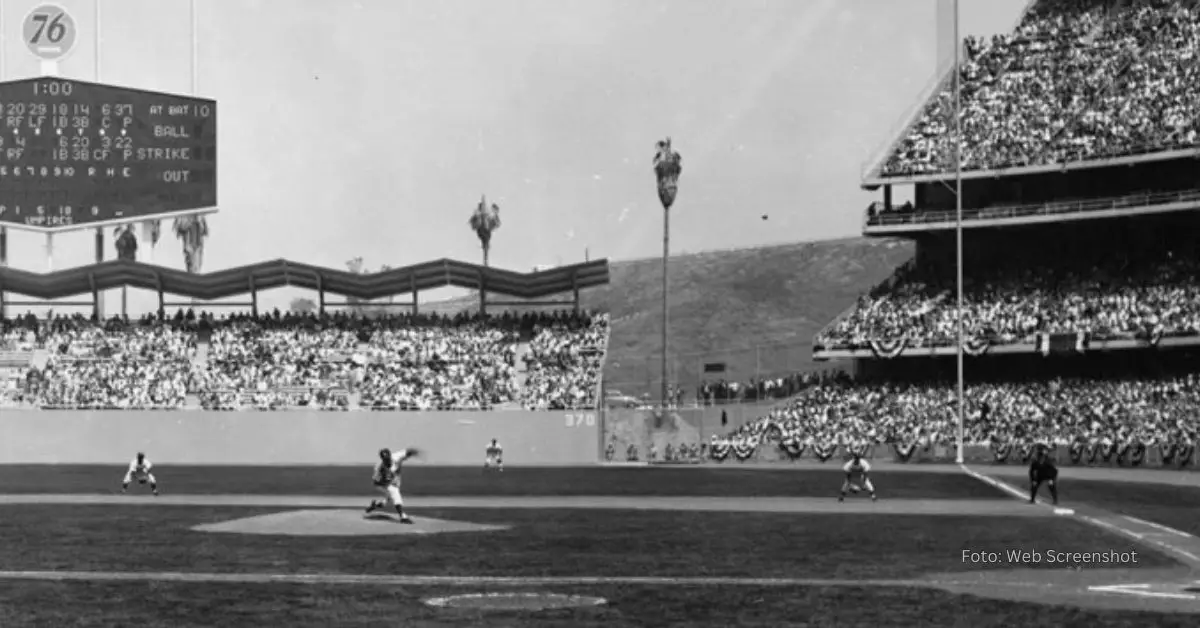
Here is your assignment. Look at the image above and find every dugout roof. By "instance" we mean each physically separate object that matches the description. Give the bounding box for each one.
[0,258,610,301]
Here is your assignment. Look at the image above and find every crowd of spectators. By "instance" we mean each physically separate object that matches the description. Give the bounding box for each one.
[0,308,609,411]
[715,375,1200,452]
[15,315,197,410]
[816,252,1200,350]
[882,0,1200,177]
[519,313,609,410]
[697,369,849,406]
[357,318,520,411]
[199,311,360,410]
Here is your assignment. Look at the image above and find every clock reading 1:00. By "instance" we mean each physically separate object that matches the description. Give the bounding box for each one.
[31,79,75,96]
[0,78,217,231]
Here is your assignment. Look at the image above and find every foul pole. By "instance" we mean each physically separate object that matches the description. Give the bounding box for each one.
[0,0,6,275]
[96,0,106,319]
[953,0,966,464]
[191,0,198,94]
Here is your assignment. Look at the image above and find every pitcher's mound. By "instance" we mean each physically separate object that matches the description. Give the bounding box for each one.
[192,509,510,536]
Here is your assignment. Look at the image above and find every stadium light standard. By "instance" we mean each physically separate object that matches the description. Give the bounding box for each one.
[653,138,683,410]
[952,0,966,465]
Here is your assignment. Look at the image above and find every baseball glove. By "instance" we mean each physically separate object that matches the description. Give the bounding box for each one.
[405,447,422,458]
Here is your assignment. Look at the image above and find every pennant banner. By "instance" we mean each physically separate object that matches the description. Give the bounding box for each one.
[869,338,907,359]
[962,336,990,356]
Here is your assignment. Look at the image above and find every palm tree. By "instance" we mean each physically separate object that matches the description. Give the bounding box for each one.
[380,264,394,304]
[114,225,138,318]
[289,297,316,314]
[142,219,162,263]
[345,257,366,314]
[114,225,138,262]
[468,195,501,267]
[173,215,209,274]
[652,137,682,409]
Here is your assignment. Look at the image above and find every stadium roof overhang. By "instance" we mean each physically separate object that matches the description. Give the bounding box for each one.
[0,258,610,301]
[860,147,1200,190]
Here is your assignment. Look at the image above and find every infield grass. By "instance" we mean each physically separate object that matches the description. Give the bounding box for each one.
[0,506,1173,578]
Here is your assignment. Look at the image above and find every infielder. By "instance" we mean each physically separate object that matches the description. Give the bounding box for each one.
[365,447,418,523]
[485,438,503,472]
[839,453,877,502]
[121,452,159,496]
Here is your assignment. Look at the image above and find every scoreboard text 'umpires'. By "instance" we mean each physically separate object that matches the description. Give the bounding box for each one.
[0,78,217,231]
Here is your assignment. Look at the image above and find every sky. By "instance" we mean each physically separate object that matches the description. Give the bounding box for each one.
[0,0,1028,314]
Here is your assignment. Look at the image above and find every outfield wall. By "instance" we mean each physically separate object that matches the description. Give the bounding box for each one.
[0,410,602,465]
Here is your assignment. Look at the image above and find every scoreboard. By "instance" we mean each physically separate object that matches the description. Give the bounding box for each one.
[0,78,217,231]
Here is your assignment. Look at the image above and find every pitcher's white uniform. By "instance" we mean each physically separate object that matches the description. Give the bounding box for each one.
[124,457,155,486]
[485,441,503,469]
[373,448,411,506]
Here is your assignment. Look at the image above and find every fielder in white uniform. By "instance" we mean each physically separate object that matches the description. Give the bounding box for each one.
[365,447,415,523]
[121,452,159,496]
[839,454,877,502]
[484,438,503,472]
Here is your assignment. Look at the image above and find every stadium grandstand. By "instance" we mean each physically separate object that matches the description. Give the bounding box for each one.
[0,258,611,412]
[691,0,1200,467]
[4,0,1200,472]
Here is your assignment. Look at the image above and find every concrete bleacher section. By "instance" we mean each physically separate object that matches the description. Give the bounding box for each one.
[0,350,33,369]
[0,255,613,415]
[864,0,1200,183]
[192,341,210,367]
[682,0,1200,470]
[0,350,33,405]
[0,309,609,415]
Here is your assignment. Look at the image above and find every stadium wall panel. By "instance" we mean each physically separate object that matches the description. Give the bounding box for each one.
[0,410,601,465]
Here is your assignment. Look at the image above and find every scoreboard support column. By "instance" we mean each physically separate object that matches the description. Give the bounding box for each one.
[0,227,5,319]
[94,227,105,320]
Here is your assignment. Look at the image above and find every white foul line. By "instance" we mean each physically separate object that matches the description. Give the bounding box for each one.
[1080,515,1200,564]
[1082,516,1145,540]
[1088,584,1200,601]
[1123,515,1195,538]
[959,464,1035,503]
[0,570,1090,593]
[960,465,1200,566]
[0,570,926,588]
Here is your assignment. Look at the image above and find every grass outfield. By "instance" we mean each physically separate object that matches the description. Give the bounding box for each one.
[3,582,1197,628]
[1,467,1196,625]
[1055,480,1200,537]
[0,465,1009,498]
[0,506,1171,578]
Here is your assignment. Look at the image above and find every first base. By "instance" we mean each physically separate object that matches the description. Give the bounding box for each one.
[1054,508,1074,516]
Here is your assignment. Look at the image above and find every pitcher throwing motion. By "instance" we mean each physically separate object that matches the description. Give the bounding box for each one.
[838,453,877,502]
[366,447,420,523]
[121,452,159,496]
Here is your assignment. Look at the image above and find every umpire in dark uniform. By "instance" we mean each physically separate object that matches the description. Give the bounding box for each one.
[1029,444,1059,505]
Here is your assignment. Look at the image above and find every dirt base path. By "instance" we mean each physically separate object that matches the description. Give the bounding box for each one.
[0,493,1045,516]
